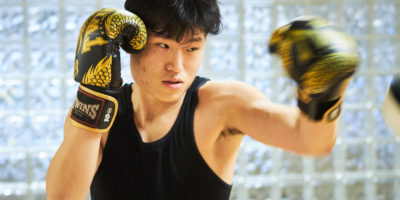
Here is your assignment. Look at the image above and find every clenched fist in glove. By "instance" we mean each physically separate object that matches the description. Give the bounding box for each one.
[269,16,359,122]
[71,8,147,132]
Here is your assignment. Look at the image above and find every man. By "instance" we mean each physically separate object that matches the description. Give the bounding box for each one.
[46,0,359,199]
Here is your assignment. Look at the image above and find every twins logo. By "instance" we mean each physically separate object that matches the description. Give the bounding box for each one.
[73,99,100,120]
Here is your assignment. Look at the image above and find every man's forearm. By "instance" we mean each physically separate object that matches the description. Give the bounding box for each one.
[46,117,103,200]
[296,113,338,156]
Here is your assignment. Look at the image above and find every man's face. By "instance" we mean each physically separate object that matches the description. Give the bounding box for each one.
[130,31,206,102]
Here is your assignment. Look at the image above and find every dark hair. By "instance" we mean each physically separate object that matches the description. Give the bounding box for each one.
[124,0,222,42]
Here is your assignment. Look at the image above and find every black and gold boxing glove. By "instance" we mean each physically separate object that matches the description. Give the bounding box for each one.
[382,76,400,139]
[269,16,359,122]
[71,8,147,132]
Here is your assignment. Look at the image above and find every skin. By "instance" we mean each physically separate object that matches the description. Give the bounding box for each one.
[46,30,337,200]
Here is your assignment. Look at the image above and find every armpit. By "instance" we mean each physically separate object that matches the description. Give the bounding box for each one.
[220,127,244,137]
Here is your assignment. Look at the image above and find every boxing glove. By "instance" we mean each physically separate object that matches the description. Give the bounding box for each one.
[269,16,359,122]
[382,76,400,140]
[71,8,147,132]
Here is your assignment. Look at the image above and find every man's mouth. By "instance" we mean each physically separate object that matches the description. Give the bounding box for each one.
[162,79,184,90]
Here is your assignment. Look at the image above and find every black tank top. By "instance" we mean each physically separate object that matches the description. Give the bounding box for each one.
[90,76,232,200]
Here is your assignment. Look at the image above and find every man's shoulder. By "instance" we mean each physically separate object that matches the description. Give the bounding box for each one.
[197,79,271,117]
[197,80,258,109]
[199,80,257,99]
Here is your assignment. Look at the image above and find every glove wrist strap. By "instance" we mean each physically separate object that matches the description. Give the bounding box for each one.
[298,96,342,122]
[70,85,118,133]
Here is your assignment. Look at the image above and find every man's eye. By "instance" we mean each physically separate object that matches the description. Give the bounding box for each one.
[186,48,199,52]
[158,43,169,49]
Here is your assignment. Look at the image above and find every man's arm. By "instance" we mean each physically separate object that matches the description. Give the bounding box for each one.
[46,8,147,199]
[223,81,336,156]
[46,112,104,199]
[223,17,358,156]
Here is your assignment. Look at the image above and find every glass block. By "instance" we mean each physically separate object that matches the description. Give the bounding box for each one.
[281,182,303,200]
[197,63,207,78]
[280,151,302,174]
[373,109,393,138]
[31,176,47,200]
[310,2,339,22]
[245,39,273,74]
[374,75,393,106]
[376,143,395,170]
[248,185,271,200]
[343,3,369,35]
[209,41,239,75]
[373,4,397,35]
[31,151,53,182]
[345,179,365,200]
[28,6,59,39]
[0,0,23,4]
[101,0,126,8]
[28,0,59,5]
[0,152,26,182]
[373,39,398,71]
[276,76,296,106]
[0,194,26,200]
[65,44,77,76]
[28,78,62,110]
[211,74,240,81]
[0,114,28,146]
[28,114,63,147]
[342,109,369,138]
[0,183,27,200]
[30,44,60,76]
[244,143,273,175]
[121,51,131,72]
[244,3,272,35]
[276,4,307,27]
[355,39,370,71]
[313,180,334,200]
[65,78,79,108]
[315,153,334,173]
[121,51,133,83]
[229,185,239,200]
[376,178,395,200]
[0,7,24,41]
[0,79,25,110]
[0,44,24,75]
[345,144,365,172]
[245,77,273,99]
[65,6,96,40]
[220,3,239,36]
[122,75,134,85]
[374,0,400,2]
[102,2,125,9]
[343,75,370,105]
[34,193,46,200]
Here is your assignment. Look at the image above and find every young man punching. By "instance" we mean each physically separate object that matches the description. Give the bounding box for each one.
[46,0,359,199]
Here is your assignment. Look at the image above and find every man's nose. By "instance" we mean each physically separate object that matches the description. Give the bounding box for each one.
[166,50,184,73]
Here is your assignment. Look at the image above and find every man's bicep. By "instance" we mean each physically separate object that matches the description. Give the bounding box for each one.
[46,114,105,199]
[225,83,301,151]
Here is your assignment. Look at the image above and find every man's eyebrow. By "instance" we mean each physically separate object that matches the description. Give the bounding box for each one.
[188,37,203,43]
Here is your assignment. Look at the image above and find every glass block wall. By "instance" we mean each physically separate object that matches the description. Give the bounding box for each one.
[0,0,399,199]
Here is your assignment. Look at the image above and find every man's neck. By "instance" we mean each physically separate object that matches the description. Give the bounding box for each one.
[131,84,186,129]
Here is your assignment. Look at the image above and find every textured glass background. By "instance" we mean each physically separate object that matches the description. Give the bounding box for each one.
[0,0,399,199]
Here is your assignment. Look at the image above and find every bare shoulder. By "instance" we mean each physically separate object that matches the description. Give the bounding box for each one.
[198,80,269,108]
[196,80,270,135]
[193,80,247,151]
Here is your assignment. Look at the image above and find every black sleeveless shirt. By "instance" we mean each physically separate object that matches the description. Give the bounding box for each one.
[90,76,232,200]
